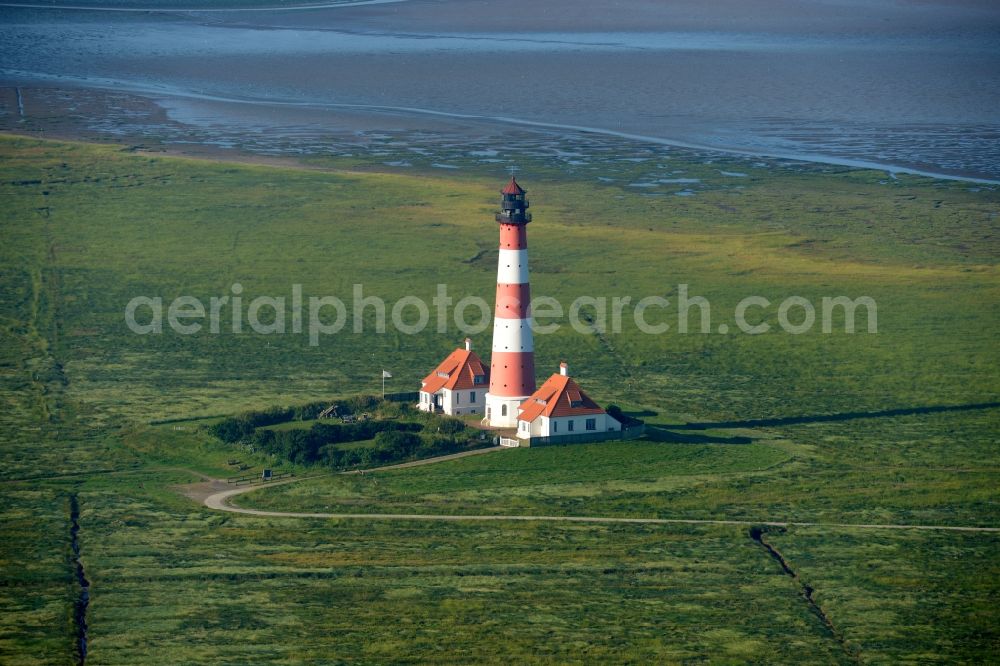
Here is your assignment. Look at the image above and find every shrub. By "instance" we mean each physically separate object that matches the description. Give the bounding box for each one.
[210,397,487,470]
[436,418,466,435]
[345,395,379,414]
[374,431,421,459]
[209,418,254,443]
[292,401,329,421]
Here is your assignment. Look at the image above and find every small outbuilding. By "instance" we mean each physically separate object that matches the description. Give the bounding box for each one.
[417,338,489,416]
[516,362,621,440]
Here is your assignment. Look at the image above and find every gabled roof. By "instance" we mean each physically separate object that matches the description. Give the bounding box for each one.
[517,373,606,422]
[420,348,488,394]
[501,176,525,195]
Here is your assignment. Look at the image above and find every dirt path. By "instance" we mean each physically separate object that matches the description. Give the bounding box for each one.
[191,446,505,507]
[201,475,1000,533]
[340,446,505,473]
[193,444,1000,533]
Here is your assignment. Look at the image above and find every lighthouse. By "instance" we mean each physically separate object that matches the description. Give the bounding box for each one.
[485,175,536,427]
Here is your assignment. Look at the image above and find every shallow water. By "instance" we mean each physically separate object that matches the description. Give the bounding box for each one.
[1,1,998,180]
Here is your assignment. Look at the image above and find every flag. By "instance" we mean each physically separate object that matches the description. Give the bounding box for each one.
[382,370,392,378]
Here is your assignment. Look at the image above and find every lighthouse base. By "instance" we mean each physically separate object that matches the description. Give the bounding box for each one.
[485,393,529,428]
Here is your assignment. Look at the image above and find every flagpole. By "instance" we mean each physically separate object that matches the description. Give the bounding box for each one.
[380,369,392,399]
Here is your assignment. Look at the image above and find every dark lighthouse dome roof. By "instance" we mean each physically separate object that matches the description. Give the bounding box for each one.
[501,176,526,195]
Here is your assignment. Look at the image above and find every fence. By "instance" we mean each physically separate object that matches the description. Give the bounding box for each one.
[226,470,293,486]
[383,391,419,403]
[522,423,645,448]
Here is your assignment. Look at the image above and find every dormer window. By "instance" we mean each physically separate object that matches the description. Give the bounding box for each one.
[473,374,487,385]
[570,400,583,408]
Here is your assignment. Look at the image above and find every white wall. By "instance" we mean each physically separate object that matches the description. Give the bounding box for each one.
[517,412,622,438]
[486,392,527,427]
[516,415,543,438]
[419,388,488,415]
[496,248,529,284]
[417,390,435,413]
[419,388,487,416]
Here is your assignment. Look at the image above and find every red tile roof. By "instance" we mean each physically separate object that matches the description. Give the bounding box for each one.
[420,348,489,394]
[501,176,525,195]
[516,373,606,422]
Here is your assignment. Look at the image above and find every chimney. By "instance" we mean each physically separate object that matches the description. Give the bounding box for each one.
[559,361,568,376]
[465,338,472,351]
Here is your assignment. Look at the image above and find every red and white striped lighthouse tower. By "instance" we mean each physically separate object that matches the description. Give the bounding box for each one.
[485,174,536,427]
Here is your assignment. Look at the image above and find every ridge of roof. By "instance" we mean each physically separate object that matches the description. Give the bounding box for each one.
[517,372,605,421]
[501,175,525,195]
[420,347,488,394]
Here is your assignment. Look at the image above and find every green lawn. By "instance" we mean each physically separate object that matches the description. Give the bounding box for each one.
[78,489,849,664]
[767,528,1000,663]
[239,406,999,527]
[0,134,997,663]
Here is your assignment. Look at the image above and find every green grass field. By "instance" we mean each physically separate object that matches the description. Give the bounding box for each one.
[0,134,997,663]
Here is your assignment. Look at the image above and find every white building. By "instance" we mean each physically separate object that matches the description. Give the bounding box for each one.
[417,339,490,416]
[516,362,621,440]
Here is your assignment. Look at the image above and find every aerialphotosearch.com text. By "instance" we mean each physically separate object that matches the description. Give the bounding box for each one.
[124,283,877,346]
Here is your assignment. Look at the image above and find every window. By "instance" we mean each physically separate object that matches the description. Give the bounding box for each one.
[455,393,460,405]
[501,405,507,416]
[474,374,486,385]
[568,420,575,432]
[470,391,476,403]
[586,418,597,431]
[552,421,558,433]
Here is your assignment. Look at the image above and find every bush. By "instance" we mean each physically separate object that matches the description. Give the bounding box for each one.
[346,395,379,414]
[207,406,295,442]
[242,406,295,428]
[435,418,466,435]
[374,431,421,459]
[375,400,412,419]
[210,397,488,470]
[426,435,461,455]
[209,418,255,443]
[283,430,316,465]
[292,401,329,421]
[318,443,343,468]
[249,428,276,450]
